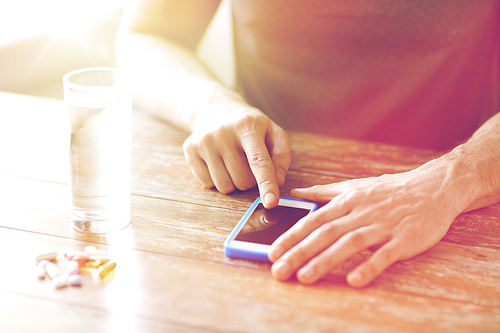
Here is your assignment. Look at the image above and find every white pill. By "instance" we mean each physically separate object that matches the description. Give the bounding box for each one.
[51,274,68,289]
[35,265,46,279]
[68,274,82,286]
[37,260,50,268]
[44,262,59,279]
[84,246,97,254]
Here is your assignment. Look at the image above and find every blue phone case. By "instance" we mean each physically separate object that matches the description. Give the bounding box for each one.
[224,197,318,262]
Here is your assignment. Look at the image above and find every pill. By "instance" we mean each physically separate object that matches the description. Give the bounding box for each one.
[67,251,89,260]
[67,260,80,275]
[72,256,91,266]
[37,260,51,268]
[36,251,58,263]
[68,274,82,286]
[84,259,103,268]
[98,261,116,278]
[89,255,111,265]
[44,262,59,279]
[51,274,68,289]
[84,245,96,253]
[35,265,46,279]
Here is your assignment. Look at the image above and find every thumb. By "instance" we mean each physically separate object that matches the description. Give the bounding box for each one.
[291,181,351,203]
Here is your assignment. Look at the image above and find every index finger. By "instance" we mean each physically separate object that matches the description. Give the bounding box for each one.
[241,136,280,208]
[268,195,353,261]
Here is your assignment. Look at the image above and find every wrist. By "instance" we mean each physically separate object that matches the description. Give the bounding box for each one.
[424,144,500,213]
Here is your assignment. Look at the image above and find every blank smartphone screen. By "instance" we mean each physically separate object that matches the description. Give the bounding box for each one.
[234,203,310,245]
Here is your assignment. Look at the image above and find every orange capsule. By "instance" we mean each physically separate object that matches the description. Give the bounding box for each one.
[84,259,102,268]
[98,261,116,278]
[73,256,90,266]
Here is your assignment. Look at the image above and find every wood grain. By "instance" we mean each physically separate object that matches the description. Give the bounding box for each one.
[1,92,499,332]
[2,228,499,333]
[3,174,500,308]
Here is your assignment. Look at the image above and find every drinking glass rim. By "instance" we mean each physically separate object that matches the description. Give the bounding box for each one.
[63,67,124,92]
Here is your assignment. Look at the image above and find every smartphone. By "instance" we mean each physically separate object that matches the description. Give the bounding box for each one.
[224,197,318,262]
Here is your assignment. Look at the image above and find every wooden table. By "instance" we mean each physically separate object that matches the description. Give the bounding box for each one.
[1,91,499,332]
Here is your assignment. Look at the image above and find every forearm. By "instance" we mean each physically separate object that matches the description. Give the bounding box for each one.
[451,111,500,211]
[116,31,247,133]
[421,111,500,213]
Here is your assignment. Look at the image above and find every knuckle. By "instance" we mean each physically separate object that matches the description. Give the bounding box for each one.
[278,231,304,253]
[376,246,395,265]
[361,260,379,278]
[344,187,364,202]
[348,230,368,249]
[239,113,258,124]
[189,128,228,149]
[217,183,236,194]
[314,203,335,219]
[183,134,213,157]
[340,187,372,208]
[306,214,325,230]
[233,114,259,133]
[256,177,276,191]
[323,253,339,268]
[287,247,310,266]
[182,139,197,156]
[316,222,340,240]
[248,151,271,167]
[197,133,218,150]
[234,178,257,191]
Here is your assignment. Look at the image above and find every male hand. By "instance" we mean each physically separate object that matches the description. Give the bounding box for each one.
[268,161,469,287]
[183,106,291,208]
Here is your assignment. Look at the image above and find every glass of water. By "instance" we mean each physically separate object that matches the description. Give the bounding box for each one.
[63,67,131,233]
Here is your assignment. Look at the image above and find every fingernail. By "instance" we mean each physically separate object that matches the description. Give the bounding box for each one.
[264,192,276,206]
[298,266,315,281]
[348,270,363,285]
[268,245,284,261]
[273,261,290,278]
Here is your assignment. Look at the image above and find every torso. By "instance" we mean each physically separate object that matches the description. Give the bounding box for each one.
[232,0,500,150]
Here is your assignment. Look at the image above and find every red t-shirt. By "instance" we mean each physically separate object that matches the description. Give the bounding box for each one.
[232,0,500,150]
